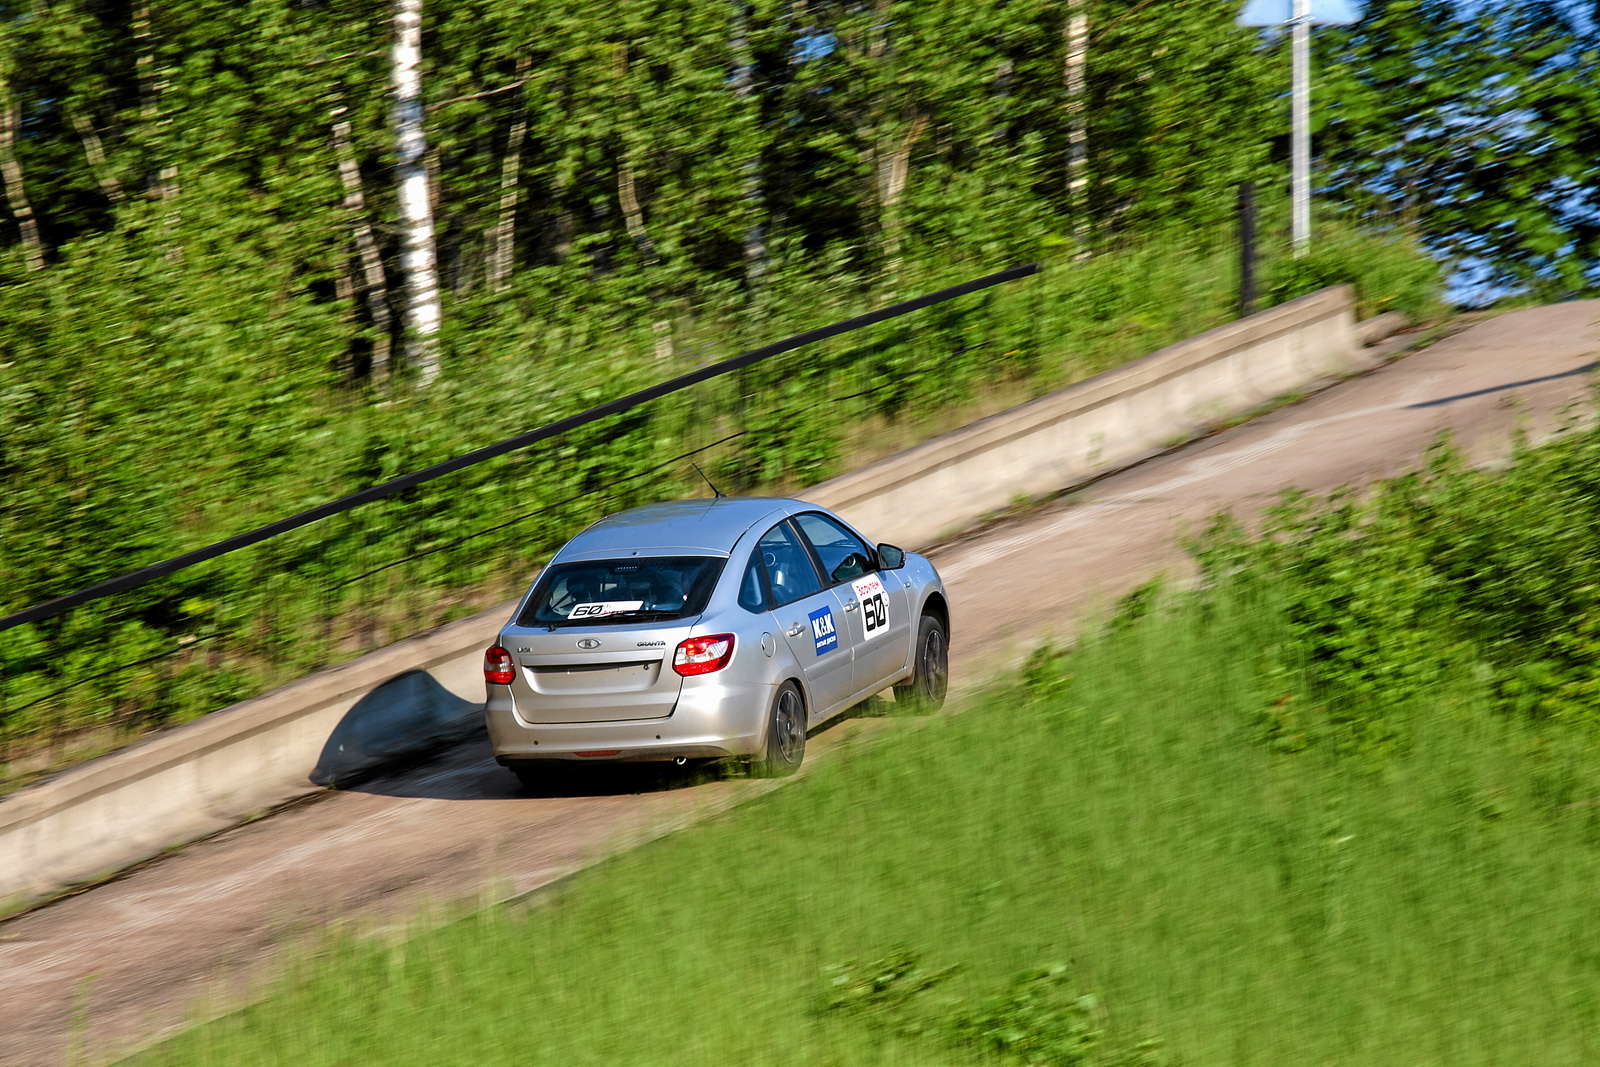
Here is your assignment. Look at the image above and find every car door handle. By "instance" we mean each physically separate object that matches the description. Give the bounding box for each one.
[786,624,805,637]
[843,599,859,612]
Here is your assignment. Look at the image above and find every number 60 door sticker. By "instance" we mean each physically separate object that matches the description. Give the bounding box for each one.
[851,575,890,637]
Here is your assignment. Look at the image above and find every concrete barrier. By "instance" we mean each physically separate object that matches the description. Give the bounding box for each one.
[0,610,506,903]
[0,286,1364,906]
[808,285,1362,548]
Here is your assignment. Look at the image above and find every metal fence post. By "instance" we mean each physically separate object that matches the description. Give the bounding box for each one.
[1238,181,1258,319]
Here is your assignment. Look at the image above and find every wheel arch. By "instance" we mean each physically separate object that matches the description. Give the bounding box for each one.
[920,591,950,638]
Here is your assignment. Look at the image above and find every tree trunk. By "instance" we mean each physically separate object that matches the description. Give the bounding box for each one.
[332,98,395,383]
[617,153,673,361]
[133,0,156,124]
[991,57,1014,145]
[1064,0,1089,254]
[67,108,123,205]
[730,2,766,290]
[391,0,442,385]
[613,43,671,361]
[488,55,530,292]
[863,0,926,282]
[132,0,177,203]
[0,67,45,271]
[877,113,927,279]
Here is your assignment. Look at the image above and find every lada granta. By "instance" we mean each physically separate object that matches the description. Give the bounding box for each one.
[484,497,949,786]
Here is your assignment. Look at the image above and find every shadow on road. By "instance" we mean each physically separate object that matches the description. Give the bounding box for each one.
[1407,361,1597,409]
[328,693,900,802]
[342,733,737,801]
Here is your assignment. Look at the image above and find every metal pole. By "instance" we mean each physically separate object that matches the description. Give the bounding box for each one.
[1291,0,1312,255]
[1238,182,1257,318]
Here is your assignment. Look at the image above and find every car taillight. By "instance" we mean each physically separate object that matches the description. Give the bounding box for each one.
[673,633,735,676]
[484,645,515,685]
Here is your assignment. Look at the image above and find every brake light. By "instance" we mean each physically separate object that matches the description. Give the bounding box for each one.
[484,645,515,685]
[673,633,736,676]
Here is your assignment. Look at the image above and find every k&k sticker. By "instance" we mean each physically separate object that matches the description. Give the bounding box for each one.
[568,600,644,620]
[808,605,838,654]
[851,575,889,637]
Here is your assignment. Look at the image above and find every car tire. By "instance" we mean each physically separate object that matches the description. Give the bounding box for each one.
[894,613,949,712]
[753,681,806,777]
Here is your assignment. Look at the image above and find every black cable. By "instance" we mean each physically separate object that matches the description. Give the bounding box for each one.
[0,263,1037,635]
[2,352,962,717]
[330,368,938,589]
[328,432,750,590]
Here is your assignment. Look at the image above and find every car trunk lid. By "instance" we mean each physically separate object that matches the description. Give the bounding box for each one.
[500,623,690,724]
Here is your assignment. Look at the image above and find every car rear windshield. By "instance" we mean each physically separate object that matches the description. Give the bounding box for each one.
[515,556,727,627]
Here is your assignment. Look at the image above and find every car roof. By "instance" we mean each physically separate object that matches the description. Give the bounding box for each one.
[552,497,805,560]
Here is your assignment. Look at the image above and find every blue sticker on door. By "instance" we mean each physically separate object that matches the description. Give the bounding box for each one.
[808,606,838,654]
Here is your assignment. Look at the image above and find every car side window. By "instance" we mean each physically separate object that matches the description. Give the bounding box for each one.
[756,521,825,607]
[793,512,874,586]
[737,548,770,613]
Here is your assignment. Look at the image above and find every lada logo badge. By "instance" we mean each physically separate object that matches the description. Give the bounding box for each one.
[576,638,602,650]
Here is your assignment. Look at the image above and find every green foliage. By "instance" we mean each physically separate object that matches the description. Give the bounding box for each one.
[0,0,1450,778]
[943,967,1106,1066]
[1189,409,1600,753]
[1315,0,1600,300]
[1261,222,1445,320]
[0,224,1428,783]
[822,953,1133,1067]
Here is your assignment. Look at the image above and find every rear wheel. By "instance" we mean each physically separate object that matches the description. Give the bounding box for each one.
[895,613,949,712]
[753,681,806,777]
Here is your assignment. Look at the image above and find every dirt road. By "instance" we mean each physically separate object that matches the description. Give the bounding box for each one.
[2,300,1596,1065]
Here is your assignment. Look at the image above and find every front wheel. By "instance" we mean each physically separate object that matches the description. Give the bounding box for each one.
[752,681,806,777]
[895,613,949,712]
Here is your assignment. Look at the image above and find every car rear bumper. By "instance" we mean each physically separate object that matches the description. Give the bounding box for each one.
[486,674,774,763]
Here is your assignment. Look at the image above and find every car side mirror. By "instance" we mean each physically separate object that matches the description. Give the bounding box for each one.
[877,543,906,570]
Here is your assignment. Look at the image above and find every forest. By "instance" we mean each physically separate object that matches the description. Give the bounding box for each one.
[0,0,1594,776]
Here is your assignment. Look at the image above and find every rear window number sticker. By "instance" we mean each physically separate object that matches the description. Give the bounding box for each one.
[568,600,644,619]
[851,576,889,636]
[809,606,838,654]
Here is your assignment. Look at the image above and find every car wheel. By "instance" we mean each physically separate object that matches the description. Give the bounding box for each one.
[510,764,544,793]
[753,681,806,777]
[895,613,949,712]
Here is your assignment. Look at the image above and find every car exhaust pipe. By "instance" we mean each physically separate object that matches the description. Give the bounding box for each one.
[673,756,688,766]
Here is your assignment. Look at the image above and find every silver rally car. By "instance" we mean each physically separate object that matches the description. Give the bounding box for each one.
[484,497,949,784]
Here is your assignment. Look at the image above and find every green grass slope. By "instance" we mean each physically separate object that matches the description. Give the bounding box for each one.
[136,580,1600,1066]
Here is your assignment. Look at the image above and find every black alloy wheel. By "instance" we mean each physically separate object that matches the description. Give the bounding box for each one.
[756,681,806,777]
[896,613,949,712]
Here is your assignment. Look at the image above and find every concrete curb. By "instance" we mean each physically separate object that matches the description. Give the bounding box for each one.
[0,285,1365,906]
[1355,310,1409,346]
[809,286,1360,548]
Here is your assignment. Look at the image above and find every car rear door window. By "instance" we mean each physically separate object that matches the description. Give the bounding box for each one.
[757,520,826,605]
[738,548,770,612]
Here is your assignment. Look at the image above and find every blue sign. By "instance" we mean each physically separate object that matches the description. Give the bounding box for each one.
[1238,0,1360,26]
[808,606,838,655]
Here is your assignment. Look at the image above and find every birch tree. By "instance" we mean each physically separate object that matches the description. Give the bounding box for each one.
[332,95,395,381]
[391,0,442,384]
[730,1,767,289]
[487,54,530,292]
[1064,0,1088,252]
[0,49,44,271]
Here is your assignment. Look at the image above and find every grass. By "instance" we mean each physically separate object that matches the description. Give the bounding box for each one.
[133,583,1600,1066]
